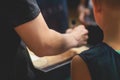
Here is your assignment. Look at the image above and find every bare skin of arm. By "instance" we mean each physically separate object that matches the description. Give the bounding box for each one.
[27,43,89,68]
[15,13,88,57]
[80,0,87,6]
[78,0,91,25]
[43,46,89,67]
[71,55,91,80]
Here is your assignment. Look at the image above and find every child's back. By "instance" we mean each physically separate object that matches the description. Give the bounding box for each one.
[79,42,120,80]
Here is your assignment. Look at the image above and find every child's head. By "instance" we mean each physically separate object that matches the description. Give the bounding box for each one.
[92,0,120,47]
[92,0,120,29]
[95,0,120,7]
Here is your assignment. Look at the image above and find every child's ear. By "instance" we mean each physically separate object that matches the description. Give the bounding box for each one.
[92,0,102,12]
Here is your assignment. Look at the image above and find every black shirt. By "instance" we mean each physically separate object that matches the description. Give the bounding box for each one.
[0,0,40,80]
[79,42,120,80]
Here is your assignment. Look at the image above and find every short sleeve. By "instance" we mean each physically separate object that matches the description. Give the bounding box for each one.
[1,0,40,28]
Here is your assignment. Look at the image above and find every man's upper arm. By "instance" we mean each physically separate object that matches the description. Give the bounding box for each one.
[15,13,51,56]
[71,55,91,80]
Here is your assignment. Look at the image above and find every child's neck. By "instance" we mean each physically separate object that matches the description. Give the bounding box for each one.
[103,23,120,50]
[105,41,120,50]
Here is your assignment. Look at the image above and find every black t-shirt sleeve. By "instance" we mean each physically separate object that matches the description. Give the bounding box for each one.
[4,0,40,28]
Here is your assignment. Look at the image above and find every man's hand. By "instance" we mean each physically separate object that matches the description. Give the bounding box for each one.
[66,25,88,47]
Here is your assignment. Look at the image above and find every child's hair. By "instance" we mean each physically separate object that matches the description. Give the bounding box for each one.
[94,0,120,8]
[105,0,120,6]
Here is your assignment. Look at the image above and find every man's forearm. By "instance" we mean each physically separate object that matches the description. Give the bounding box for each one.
[40,29,78,56]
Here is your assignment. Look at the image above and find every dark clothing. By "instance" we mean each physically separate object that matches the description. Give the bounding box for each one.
[79,42,120,80]
[0,0,40,80]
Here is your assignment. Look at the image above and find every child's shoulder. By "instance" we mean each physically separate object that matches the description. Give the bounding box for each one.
[78,42,109,62]
[80,42,108,56]
[88,43,106,52]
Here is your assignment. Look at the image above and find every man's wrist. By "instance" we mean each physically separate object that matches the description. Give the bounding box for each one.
[63,33,79,49]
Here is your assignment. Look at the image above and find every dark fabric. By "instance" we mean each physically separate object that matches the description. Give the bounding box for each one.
[0,0,40,28]
[0,0,40,80]
[79,42,120,80]
[14,42,37,80]
[86,25,103,46]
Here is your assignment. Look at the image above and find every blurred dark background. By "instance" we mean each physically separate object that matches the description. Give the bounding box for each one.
[36,0,69,33]
[36,0,81,33]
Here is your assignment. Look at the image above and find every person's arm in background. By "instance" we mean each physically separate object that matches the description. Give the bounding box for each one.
[71,55,91,80]
[29,45,89,68]
[80,0,87,6]
[15,12,88,57]
[78,0,91,25]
